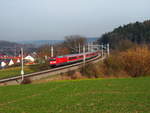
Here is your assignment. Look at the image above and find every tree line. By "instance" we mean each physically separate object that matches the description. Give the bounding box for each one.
[37,35,87,58]
[98,20,150,51]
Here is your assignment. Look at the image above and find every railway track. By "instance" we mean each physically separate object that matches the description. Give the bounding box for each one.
[0,55,103,85]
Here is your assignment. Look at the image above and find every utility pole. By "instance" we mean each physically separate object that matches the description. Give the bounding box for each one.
[91,43,92,52]
[91,42,93,52]
[15,44,17,57]
[51,45,54,57]
[90,44,91,52]
[89,43,91,52]
[88,43,90,52]
[91,42,92,52]
[101,44,104,58]
[83,46,86,65]
[79,43,81,53]
[21,48,24,81]
[90,42,93,52]
[107,43,110,56]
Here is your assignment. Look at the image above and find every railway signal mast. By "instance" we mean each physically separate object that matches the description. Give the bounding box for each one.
[101,44,104,58]
[83,46,86,65]
[87,43,110,58]
[107,43,110,56]
[21,48,24,81]
[51,45,54,57]
[79,43,81,53]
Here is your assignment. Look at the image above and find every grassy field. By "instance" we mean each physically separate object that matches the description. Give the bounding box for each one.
[0,77,150,113]
[0,66,35,79]
[0,63,51,79]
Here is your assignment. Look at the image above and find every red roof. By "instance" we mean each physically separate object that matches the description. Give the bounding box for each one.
[0,56,21,59]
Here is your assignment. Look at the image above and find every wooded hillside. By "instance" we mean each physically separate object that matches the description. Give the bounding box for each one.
[98,20,150,50]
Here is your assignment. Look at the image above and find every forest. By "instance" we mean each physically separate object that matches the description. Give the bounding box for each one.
[98,20,150,51]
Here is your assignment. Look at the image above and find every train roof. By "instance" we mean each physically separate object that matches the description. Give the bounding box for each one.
[55,51,96,58]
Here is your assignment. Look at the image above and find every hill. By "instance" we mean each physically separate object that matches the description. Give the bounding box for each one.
[0,40,20,48]
[17,40,63,46]
[0,40,21,56]
[0,78,150,113]
[0,40,36,56]
[98,20,150,50]
[17,38,98,46]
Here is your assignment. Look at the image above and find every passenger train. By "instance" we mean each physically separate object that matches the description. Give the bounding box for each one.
[49,51,99,67]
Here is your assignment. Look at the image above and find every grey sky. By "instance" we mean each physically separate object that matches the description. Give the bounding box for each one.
[0,0,150,41]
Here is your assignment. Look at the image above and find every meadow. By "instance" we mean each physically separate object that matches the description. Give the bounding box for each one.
[0,66,35,79]
[0,77,150,113]
[0,63,50,79]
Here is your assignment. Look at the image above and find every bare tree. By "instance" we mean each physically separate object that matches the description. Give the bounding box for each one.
[54,43,70,56]
[37,35,87,59]
[37,44,51,59]
[63,35,87,54]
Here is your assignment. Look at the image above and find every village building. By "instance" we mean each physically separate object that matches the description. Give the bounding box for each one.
[24,55,35,62]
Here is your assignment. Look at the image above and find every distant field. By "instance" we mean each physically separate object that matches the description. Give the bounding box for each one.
[0,66,35,79]
[0,77,150,113]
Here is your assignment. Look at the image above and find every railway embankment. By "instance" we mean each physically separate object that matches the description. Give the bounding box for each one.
[0,55,103,85]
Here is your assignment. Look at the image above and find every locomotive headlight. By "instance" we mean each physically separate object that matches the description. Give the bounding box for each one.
[50,61,56,64]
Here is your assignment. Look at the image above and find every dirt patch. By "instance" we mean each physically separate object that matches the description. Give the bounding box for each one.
[32,71,87,84]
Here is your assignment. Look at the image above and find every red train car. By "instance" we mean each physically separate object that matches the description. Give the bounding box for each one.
[49,51,99,66]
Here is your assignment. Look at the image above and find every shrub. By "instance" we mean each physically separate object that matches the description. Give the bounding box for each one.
[103,46,150,77]
[103,54,124,76]
[65,70,79,79]
[20,78,32,84]
[120,46,150,77]
[80,63,102,78]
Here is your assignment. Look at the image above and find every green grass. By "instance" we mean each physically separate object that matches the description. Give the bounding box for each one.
[0,66,35,79]
[0,77,150,113]
[0,63,51,79]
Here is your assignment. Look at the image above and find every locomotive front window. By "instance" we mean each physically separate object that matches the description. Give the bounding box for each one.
[49,59,56,61]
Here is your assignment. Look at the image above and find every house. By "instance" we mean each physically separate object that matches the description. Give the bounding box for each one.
[1,61,6,68]
[8,59,14,66]
[24,55,35,62]
[17,58,20,63]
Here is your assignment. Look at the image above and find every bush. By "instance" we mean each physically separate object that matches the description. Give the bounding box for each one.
[20,78,32,84]
[80,63,102,78]
[103,46,150,77]
[103,55,124,76]
[120,46,150,77]
[65,70,78,79]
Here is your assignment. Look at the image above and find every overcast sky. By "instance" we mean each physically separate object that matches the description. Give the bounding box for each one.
[0,0,150,41]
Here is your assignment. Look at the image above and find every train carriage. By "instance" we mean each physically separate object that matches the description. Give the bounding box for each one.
[49,51,99,67]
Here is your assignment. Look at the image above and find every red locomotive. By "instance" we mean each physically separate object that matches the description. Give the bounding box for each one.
[49,51,99,66]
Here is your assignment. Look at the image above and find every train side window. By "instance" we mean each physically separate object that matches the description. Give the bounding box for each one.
[86,54,90,57]
[69,56,77,60]
[79,55,83,58]
[69,57,72,60]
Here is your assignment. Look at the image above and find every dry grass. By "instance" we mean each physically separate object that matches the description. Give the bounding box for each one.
[103,46,150,77]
